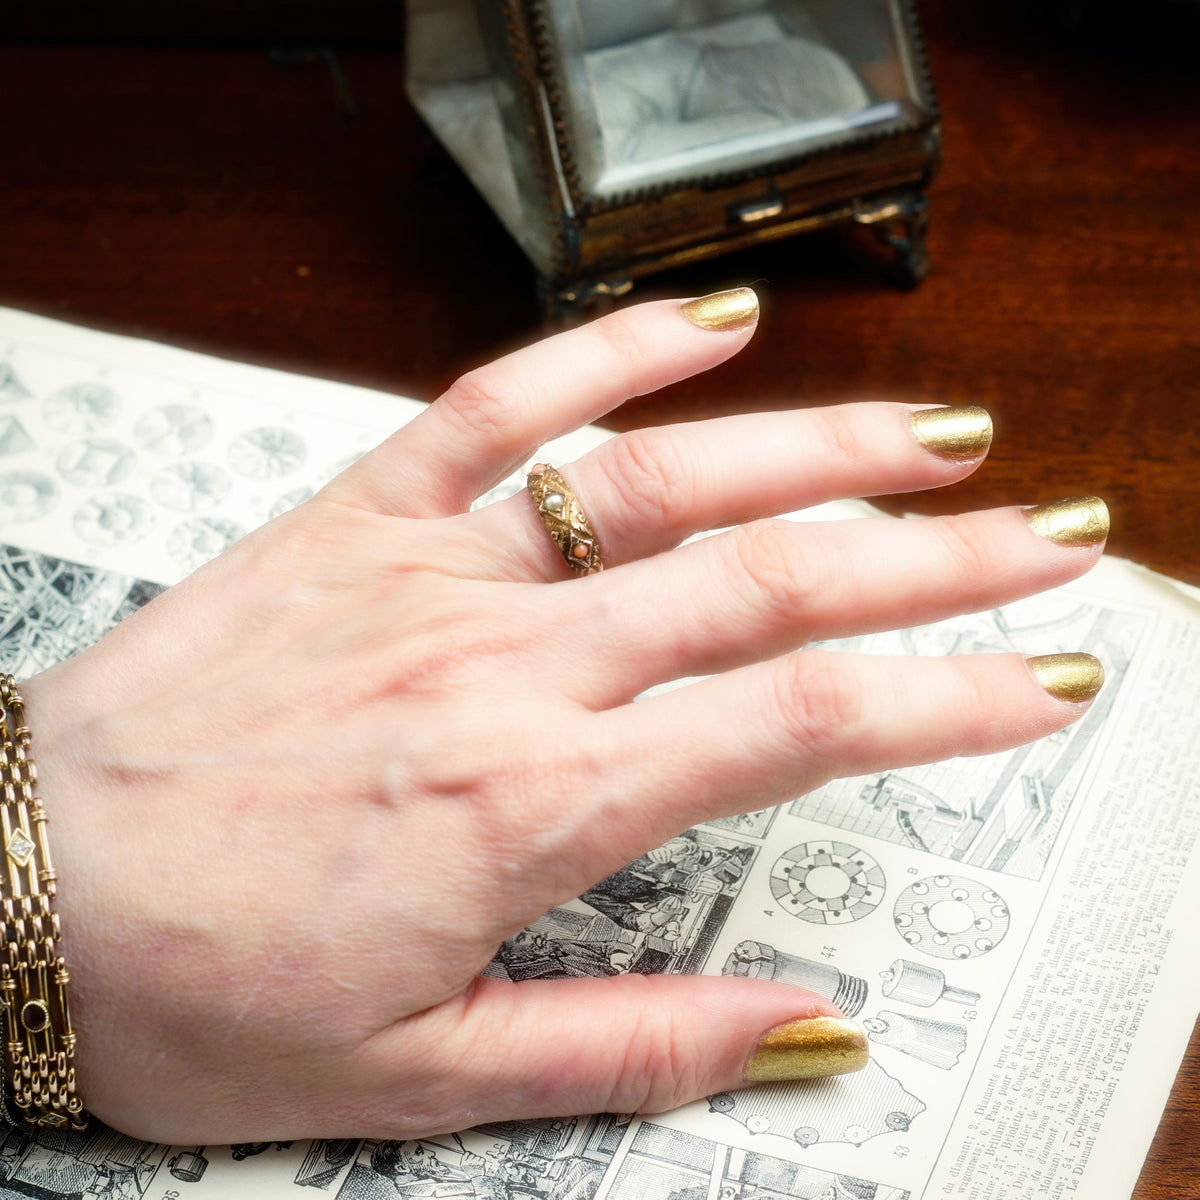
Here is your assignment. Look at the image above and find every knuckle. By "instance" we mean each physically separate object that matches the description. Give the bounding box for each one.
[951,654,1005,725]
[815,404,865,462]
[729,520,820,626]
[772,654,862,768]
[387,606,534,707]
[438,365,531,444]
[399,708,597,895]
[599,429,695,531]
[605,987,704,1113]
[593,309,654,395]
[936,516,998,595]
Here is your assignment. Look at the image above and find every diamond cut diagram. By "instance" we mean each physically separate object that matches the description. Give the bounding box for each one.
[769,840,886,925]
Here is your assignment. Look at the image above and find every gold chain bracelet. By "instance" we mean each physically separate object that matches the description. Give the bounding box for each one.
[0,675,87,1131]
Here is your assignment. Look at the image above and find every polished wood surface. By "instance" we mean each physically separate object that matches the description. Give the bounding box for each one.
[1,3,1197,1191]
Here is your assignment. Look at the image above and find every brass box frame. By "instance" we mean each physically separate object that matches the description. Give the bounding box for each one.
[471,0,941,314]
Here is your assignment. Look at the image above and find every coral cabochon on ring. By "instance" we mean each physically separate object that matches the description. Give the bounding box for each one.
[680,287,760,332]
[909,405,994,460]
[526,463,604,575]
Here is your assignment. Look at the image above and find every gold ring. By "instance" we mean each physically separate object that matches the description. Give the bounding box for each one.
[526,463,604,576]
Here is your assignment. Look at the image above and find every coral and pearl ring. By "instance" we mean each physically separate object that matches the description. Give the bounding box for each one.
[526,463,604,576]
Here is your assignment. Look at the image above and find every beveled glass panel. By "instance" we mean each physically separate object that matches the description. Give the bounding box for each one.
[406,0,558,272]
[545,0,929,198]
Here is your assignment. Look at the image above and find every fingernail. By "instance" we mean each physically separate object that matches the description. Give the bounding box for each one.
[744,1016,869,1083]
[1028,652,1105,702]
[1024,496,1109,546]
[909,405,993,461]
[680,287,759,332]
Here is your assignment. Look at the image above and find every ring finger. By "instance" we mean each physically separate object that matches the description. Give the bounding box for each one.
[469,400,995,581]
[571,497,1108,706]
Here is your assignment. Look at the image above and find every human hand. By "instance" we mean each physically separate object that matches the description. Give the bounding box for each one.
[20,289,1107,1143]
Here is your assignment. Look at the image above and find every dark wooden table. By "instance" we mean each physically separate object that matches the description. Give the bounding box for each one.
[1,2,1197,1193]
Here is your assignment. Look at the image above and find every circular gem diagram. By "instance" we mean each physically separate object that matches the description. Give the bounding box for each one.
[0,472,58,523]
[770,841,886,925]
[893,874,1009,960]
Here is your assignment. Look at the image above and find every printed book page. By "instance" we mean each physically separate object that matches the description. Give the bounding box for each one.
[0,307,1197,1200]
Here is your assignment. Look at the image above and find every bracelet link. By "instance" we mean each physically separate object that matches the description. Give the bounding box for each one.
[0,674,88,1131]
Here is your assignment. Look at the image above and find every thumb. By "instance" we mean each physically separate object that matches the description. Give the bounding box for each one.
[379,974,867,1136]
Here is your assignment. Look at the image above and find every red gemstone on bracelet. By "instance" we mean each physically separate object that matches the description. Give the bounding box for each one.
[20,1000,49,1033]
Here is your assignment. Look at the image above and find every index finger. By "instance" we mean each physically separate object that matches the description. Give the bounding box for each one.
[324,289,760,518]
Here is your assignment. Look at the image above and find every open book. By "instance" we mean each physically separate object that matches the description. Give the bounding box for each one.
[0,308,1196,1200]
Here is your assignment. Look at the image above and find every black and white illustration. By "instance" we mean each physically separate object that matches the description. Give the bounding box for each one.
[56,440,138,489]
[769,842,886,926]
[893,876,1008,961]
[334,1114,626,1200]
[42,383,119,436]
[227,426,306,480]
[0,416,36,459]
[490,831,757,979]
[863,1012,967,1071]
[0,1121,166,1200]
[149,461,232,514]
[0,543,162,677]
[791,601,1145,880]
[165,1146,211,1182]
[133,405,214,458]
[166,517,246,574]
[295,1141,360,1189]
[604,1122,909,1200]
[877,960,979,1009]
[0,316,429,584]
[0,364,32,404]
[703,806,780,839]
[709,1059,925,1148]
[0,473,58,524]
[229,1141,296,1164]
[269,487,315,520]
[72,494,154,548]
[722,941,868,1018]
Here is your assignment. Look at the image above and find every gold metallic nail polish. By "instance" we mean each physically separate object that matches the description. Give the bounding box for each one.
[909,406,993,461]
[680,287,759,332]
[1024,496,1109,546]
[1029,653,1105,702]
[744,1016,869,1083]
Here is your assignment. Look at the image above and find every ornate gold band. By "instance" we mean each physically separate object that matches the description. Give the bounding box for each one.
[0,675,87,1131]
[526,464,604,576]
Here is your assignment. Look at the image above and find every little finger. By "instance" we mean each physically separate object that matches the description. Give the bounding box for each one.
[596,648,1105,863]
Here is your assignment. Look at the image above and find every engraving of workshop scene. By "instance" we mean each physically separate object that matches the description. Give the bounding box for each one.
[603,1122,910,1200]
[0,1120,164,1200]
[488,831,757,980]
[333,1114,626,1200]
